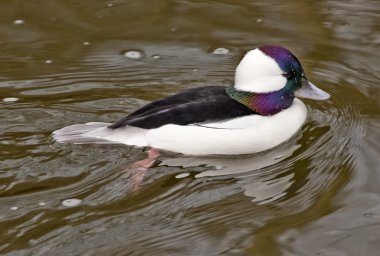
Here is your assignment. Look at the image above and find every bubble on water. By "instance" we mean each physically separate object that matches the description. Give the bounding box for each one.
[256,18,263,23]
[38,202,46,206]
[62,198,82,207]
[83,41,90,46]
[124,50,143,59]
[212,48,230,55]
[13,20,25,25]
[45,60,53,64]
[107,3,114,7]
[10,206,19,211]
[175,172,190,179]
[152,54,161,59]
[3,97,19,102]
[192,68,198,72]
[170,27,177,32]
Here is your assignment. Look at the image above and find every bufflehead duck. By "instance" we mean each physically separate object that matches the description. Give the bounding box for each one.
[53,45,330,155]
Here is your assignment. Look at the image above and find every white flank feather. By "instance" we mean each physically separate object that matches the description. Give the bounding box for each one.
[53,99,307,155]
[146,99,307,155]
[53,100,307,155]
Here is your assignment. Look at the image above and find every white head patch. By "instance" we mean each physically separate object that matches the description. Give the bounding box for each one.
[234,48,287,93]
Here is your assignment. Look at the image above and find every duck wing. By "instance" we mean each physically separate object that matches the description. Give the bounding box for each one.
[127,86,228,117]
[108,86,256,129]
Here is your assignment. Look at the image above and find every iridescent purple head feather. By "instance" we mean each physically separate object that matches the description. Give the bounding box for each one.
[259,45,304,77]
[229,45,330,116]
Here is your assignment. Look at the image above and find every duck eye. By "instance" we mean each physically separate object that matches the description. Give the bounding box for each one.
[282,69,296,80]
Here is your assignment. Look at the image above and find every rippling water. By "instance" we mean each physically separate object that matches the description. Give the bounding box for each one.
[1,1,379,255]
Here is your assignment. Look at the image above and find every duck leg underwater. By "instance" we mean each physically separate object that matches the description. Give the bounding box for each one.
[122,148,161,190]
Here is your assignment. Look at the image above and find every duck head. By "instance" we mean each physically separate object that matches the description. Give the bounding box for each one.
[227,45,330,116]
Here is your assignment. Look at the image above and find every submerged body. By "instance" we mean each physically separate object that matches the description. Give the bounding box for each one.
[54,86,307,155]
[53,46,329,155]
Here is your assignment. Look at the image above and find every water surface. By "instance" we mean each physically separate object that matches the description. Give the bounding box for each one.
[0,1,379,255]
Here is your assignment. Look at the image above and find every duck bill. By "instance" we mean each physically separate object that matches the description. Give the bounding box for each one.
[294,80,330,100]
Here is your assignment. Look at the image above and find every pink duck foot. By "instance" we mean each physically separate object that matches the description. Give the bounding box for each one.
[122,148,160,191]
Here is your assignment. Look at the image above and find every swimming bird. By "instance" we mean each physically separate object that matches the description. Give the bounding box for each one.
[53,45,330,157]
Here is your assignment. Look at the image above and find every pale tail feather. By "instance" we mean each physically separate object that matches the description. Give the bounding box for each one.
[52,122,148,146]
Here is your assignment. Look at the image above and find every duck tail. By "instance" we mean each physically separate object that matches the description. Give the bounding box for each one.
[52,122,149,146]
[52,122,113,144]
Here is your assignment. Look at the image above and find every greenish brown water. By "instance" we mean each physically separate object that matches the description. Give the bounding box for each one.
[0,1,379,255]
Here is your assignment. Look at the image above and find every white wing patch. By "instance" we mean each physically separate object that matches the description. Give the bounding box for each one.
[234,48,286,93]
